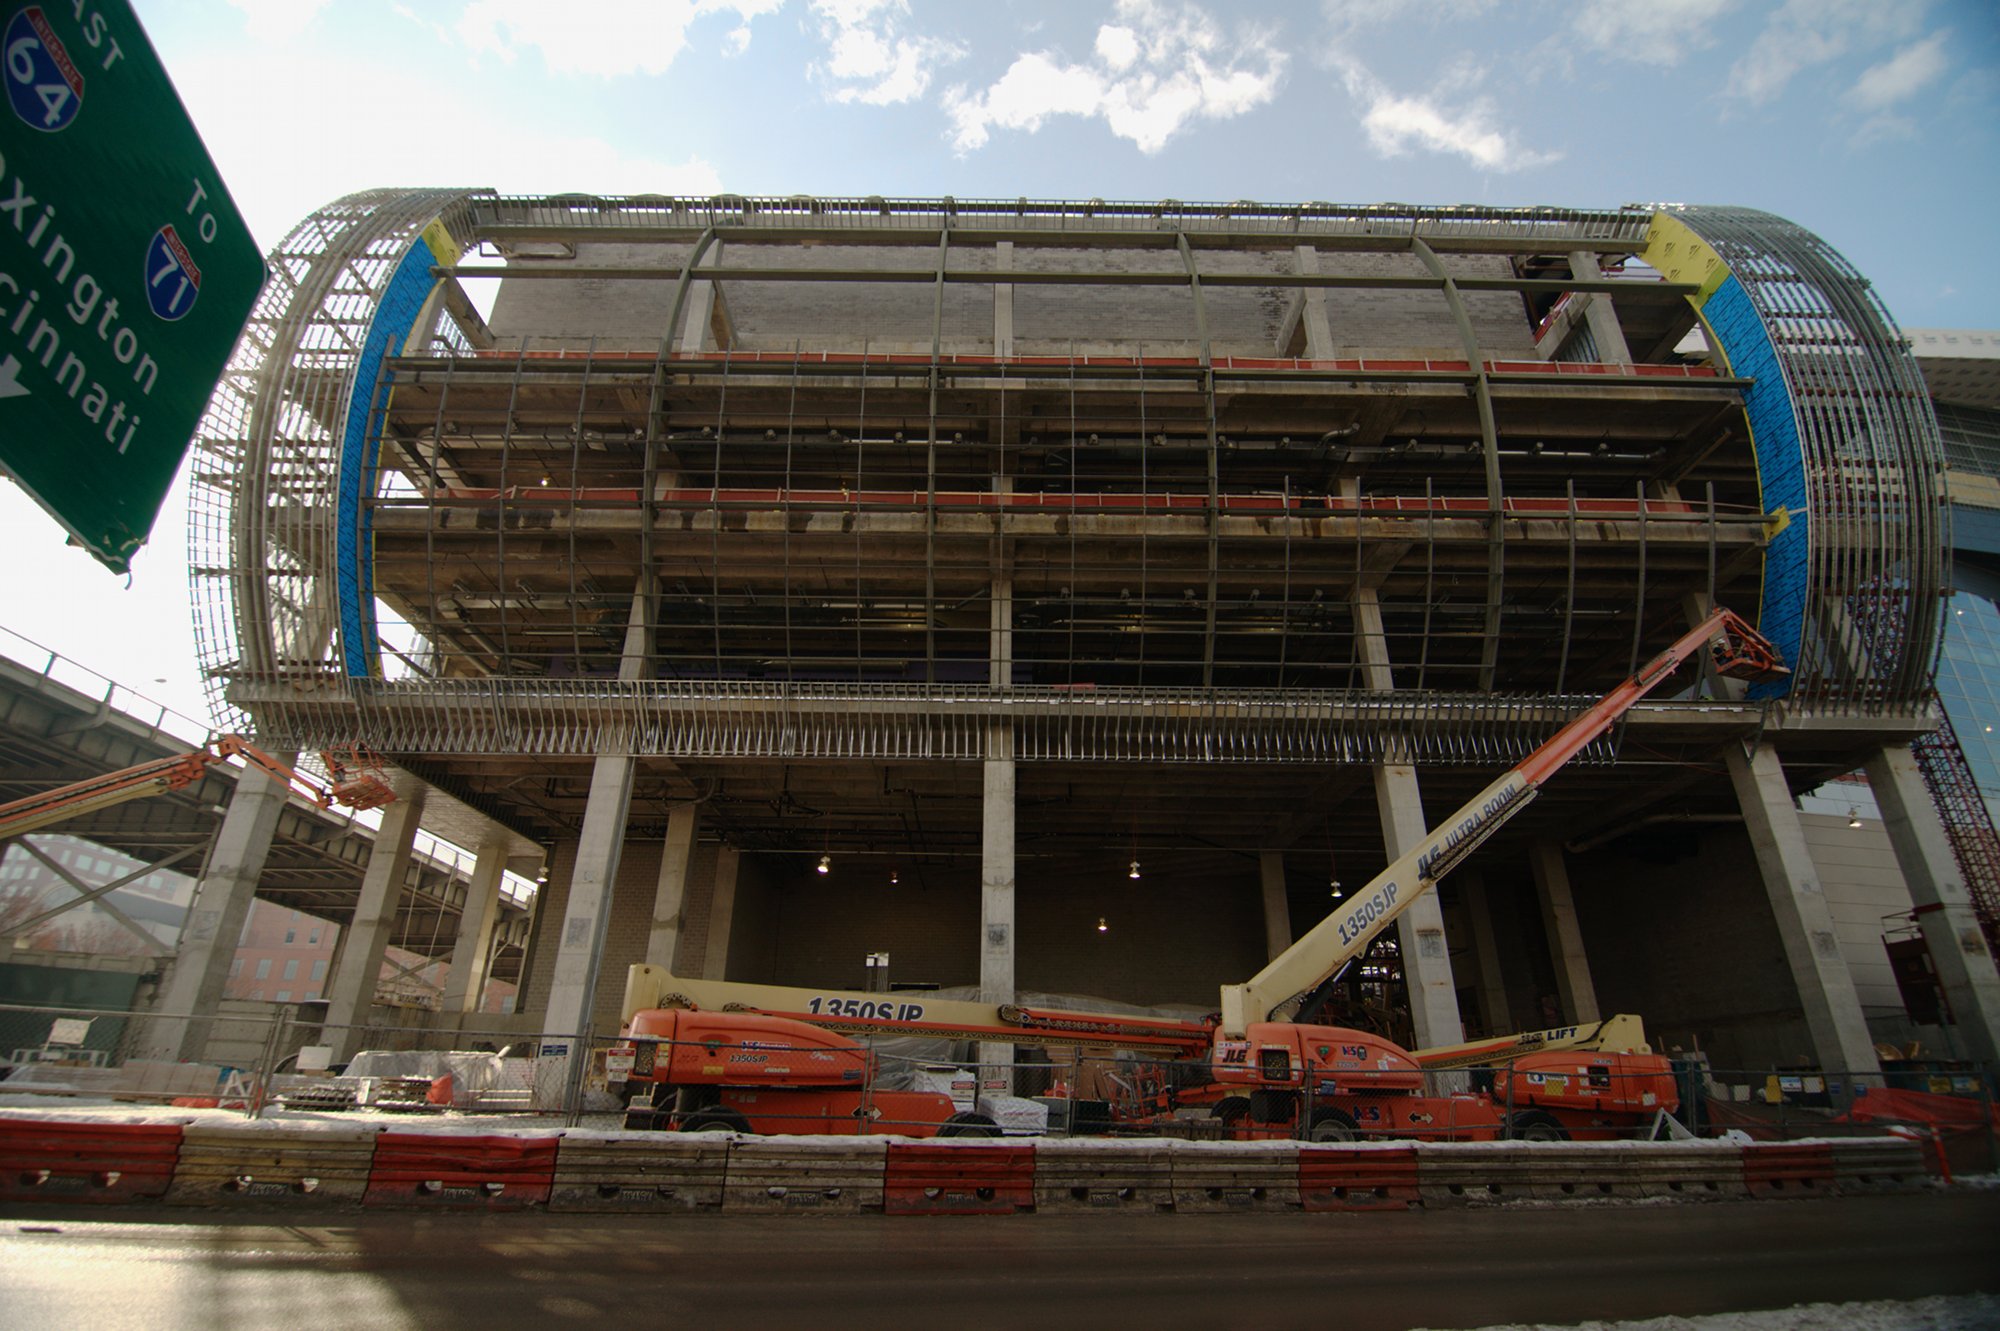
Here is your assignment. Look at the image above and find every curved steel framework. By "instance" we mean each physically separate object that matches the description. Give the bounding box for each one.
[1672,206,1948,703]
[188,189,479,738]
[187,193,1945,850]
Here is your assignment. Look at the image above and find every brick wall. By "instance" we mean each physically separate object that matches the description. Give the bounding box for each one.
[485,242,1544,362]
[487,240,693,350]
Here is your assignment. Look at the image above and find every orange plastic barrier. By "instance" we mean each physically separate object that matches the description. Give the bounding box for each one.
[1740,1142,1835,1198]
[884,1142,1035,1215]
[0,1117,183,1204]
[363,1132,558,1210]
[1837,1087,1999,1131]
[1298,1145,1419,1212]
[1835,1088,1998,1178]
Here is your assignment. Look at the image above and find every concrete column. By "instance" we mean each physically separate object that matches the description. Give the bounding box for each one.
[1291,245,1334,356]
[648,804,700,970]
[1725,741,1882,1078]
[700,845,741,980]
[1864,743,2000,1066]
[978,724,1017,1073]
[440,842,506,1016]
[1458,872,1513,1037]
[322,790,425,1059]
[1529,840,1602,1024]
[993,241,1014,358]
[143,762,291,1061]
[1568,250,1633,365]
[540,583,654,1099]
[1259,851,1293,960]
[990,547,1013,685]
[1375,762,1466,1049]
[1356,585,1464,1050]
[543,754,636,1044]
[981,534,1017,1077]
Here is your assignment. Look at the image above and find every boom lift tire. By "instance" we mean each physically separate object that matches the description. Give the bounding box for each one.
[1210,1095,1252,1126]
[1307,1108,1361,1143]
[937,1111,1001,1138]
[680,1107,753,1134]
[1508,1109,1569,1142]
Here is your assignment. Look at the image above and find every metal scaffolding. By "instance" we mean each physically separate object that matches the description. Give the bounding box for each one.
[187,192,1946,856]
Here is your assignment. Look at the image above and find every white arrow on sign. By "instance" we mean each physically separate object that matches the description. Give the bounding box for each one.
[0,355,29,401]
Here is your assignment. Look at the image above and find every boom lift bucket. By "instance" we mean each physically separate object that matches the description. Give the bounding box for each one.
[322,745,398,811]
[1709,610,1789,682]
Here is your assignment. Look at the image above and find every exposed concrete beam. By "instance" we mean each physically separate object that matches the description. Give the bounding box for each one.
[978,721,1017,1078]
[1458,872,1513,1036]
[700,845,742,980]
[440,841,506,1014]
[141,763,293,1062]
[1530,839,1601,1024]
[1724,740,1881,1079]
[324,791,427,1060]
[1864,743,2000,1067]
[1259,850,1293,960]
[648,804,699,970]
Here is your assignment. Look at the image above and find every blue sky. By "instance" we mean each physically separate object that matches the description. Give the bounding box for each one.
[136,0,1999,326]
[3,0,1998,722]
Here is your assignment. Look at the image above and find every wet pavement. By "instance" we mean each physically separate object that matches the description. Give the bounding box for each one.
[1,1190,1996,1330]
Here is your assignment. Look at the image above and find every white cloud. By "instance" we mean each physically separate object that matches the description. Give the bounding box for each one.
[1358,88,1557,172]
[1850,32,1950,111]
[943,0,1285,155]
[810,0,964,106]
[1096,24,1140,72]
[1850,112,1917,147]
[226,0,331,43]
[456,0,783,78]
[158,42,725,253]
[1571,0,1730,68]
[1726,0,1929,106]
[1320,0,1496,34]
[1327,53,1557,172]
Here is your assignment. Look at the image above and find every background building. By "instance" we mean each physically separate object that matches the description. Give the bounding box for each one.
[164,192,1998,1079]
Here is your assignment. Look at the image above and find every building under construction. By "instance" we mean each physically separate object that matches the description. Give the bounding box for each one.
[173,192,2000,1078]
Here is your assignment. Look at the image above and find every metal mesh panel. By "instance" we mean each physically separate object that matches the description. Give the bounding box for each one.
[469,195,1656,247]
[189,189,483,734]
[1937,403,2000,485]
[232,677,1621,768]
[1672,207,1948,704]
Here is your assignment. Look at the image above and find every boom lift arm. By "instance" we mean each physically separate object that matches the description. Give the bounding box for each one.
[1410,1013,1655,1071]
[620,965,1212,1055]
[0,735,396,840]
[1216,607,1785,1038]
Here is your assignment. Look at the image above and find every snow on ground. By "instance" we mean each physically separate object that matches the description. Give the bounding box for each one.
[1418,1293,2000,1331]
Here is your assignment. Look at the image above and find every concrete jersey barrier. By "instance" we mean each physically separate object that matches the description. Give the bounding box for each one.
[0,1114,1939,1216]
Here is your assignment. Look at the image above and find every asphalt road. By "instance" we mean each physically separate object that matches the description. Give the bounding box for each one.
[1,1192,1996,1331]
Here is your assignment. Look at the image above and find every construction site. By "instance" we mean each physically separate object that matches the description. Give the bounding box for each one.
[3,191,1998,1161]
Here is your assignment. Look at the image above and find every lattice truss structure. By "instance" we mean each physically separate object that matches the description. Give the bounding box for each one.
[186,194,1949,859]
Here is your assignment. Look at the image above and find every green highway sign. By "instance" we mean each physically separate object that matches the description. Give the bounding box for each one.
[0,0,263,573]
